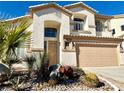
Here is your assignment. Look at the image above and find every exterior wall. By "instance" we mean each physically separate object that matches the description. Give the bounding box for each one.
[96,31,112,37]
[32,8,70,64]
[110,18,124,65]
[96,19,112,37]
[17,24,33,59]
[119,36,124,65]
[110,18,124,37]
[68,7,96,36]
[120,53,124,65]
[13,3,123,67]
[62,51,77,66]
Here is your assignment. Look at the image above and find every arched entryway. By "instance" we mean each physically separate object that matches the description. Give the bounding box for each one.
[44,20,60,66]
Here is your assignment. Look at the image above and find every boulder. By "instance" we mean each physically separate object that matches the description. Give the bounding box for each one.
[49,70,58,80]
[59,66,65,74]
[49,64,65,84]
[0,62,10,82]
[49,64,61,73]
[63,66,73,79]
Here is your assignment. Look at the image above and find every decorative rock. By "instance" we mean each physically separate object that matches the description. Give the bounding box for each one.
[0,62,10,82]
[59,65,74,79]
[49,64,61,73]
[48,79,58,86]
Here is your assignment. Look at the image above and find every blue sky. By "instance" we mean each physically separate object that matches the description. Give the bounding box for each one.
[0,1,124,18]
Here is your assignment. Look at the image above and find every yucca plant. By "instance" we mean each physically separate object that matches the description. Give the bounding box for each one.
[0,16,32,68]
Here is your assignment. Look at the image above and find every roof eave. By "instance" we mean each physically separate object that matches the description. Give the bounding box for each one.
[29,3,73,17]
[64,35,124,43]
[95,14,113,20]
[64,2,98,14]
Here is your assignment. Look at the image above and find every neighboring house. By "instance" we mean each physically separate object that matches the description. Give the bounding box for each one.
[7,2,124,67]
[111,14,124,65]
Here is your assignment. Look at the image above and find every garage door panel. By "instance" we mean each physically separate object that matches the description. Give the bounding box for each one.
[78,45,118,67]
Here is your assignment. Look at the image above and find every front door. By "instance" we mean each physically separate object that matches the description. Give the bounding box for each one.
[48,41,58,66]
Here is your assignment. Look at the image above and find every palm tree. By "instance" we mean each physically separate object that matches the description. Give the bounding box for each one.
[0,16,32,67]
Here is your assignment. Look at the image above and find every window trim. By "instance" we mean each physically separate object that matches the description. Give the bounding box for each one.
[73,18,84,31]
[95,20,104,32]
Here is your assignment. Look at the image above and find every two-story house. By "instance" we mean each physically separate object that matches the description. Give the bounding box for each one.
[7,2,124,67]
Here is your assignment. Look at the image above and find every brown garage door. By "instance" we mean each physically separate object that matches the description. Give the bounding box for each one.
[77,44,119,67]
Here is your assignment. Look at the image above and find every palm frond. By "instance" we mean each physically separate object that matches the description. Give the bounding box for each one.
[0,15,32,67]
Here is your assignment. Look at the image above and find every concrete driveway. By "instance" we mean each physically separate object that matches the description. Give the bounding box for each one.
[83,66,124,90]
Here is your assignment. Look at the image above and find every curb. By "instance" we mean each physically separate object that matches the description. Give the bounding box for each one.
[98,75,120,91]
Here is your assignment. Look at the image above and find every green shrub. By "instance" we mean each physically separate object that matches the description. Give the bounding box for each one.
[83,73,99,88]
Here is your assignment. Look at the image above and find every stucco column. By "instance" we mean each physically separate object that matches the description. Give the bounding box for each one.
[32,14,44,49]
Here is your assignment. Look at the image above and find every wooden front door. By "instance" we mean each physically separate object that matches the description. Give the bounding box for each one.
[48,41,58,66]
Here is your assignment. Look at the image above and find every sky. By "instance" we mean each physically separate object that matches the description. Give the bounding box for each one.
[0,1,124,19]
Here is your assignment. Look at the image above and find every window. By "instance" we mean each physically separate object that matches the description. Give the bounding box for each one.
[95,20,104,32]
[112,29,115,36]
[45,28,57,37]
[64,41,69,49]
[121,25,124,31]
[74,18,84,30]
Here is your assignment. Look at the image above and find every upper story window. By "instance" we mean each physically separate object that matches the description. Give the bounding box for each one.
[95,20,104,32]
[73,18,84,31]
[121,25,124,31]
[44,28,57,37]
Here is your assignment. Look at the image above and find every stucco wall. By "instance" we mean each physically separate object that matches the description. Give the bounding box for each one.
[110,18,124,37]
[69,7,96,36]
[16,24,33,59]
[110,18,124,65]
[32,8,70,63]
[32,8,70,47]
[96,31,112,37]
[95,18,112,37]
[62,51,77,66]
[120,53,124,65]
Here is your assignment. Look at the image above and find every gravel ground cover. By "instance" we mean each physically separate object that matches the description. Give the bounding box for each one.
[0,74,114,91]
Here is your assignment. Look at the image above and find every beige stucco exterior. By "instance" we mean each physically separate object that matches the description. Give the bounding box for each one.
[110,15,124,65]
[8,2,124,67]
[69,7,96,36]
[111,17,124,37]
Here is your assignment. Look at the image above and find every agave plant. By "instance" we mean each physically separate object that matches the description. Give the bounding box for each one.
[0,16,32,68]
[35,52,49,80]
[24,54,36,77]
